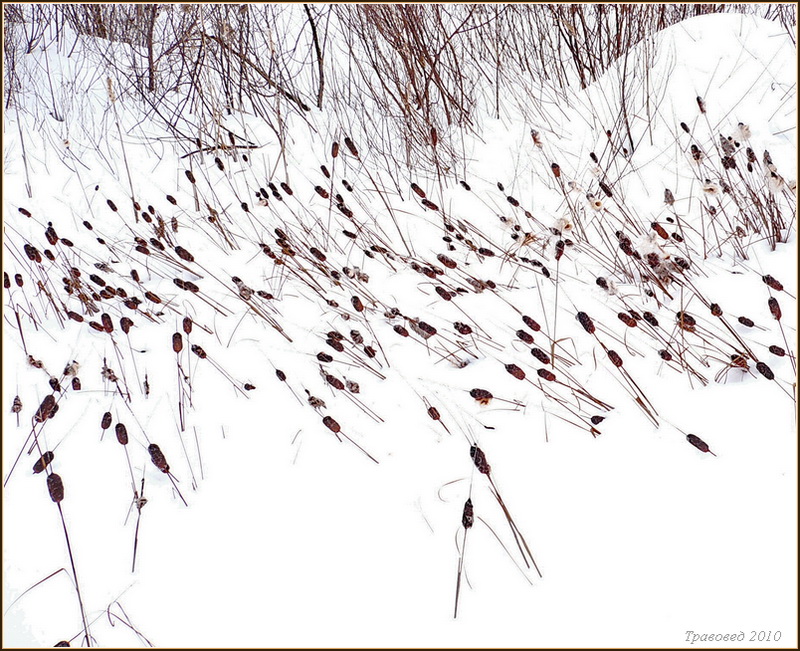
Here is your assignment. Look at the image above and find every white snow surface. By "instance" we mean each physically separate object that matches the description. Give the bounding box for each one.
[2,12,797,648]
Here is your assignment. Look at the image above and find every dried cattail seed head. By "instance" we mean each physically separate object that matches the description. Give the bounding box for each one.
[47,473,65,502]
[172,333,183,353]
[768,297,781,320]
[462,498,474,529]
[576,311,595,334]
[115,423,128,445]
[469,445,491,475]
[33,451,55,474]
[148,444,170,473]
[505,363,525,380]
[537,368,556,382]
[322,415,341,433]
[34,394,56,423]
[756,362,774,380]
[687,433,712,454]
[469,388,493,405]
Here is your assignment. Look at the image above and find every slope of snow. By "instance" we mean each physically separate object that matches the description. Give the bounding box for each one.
[3,12,797,648]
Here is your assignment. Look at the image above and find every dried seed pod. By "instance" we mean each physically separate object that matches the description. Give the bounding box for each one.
[363,345,376,358]
[14,273,23,287]
[47,473,64,502]
[175,246,194,262]
[243,383,256,391]
[118,317,133,334]
[768,297,781,320]
[731,354,748,369]
[325,374,345,391]
[351,296,364,312]
[522,315,541,332]
[437,254,457,269]
[673,257,690,270]
[100,412,112,430]
[416,321,437,338]
[590,416,605,425]
[576,311,595,334]
[551,162,561,178]
[756,362,774,380]
[516,329,534,344]
[686,433,712,455]
[469,388,493,405]
[618,312,637,327]
[3,272,9,289]
[115,423,128,445]
[344,137,359,157]
[107,199,118,212]
[762,275,783,292]
[275,370,287,383]
[181,317,193,334]
[24,244,42,263]
[147,444,169,473]
[598,181,613,197]
[696,96,706,114]
[322,415,341,433]
[664,188,675,205]
[454,322,472,336]
[710,303,723,317]
[349,330,364,345]
[33,451,55,474]
[737,316,754,328]
[469,445,491,474]
[331,141,339,158]
[596,277,609,290]
[554,240,565,261]
[421,198,439,211]
[191,344,206,359]
[172,332,183,353]
[659,349,672,361]
[676,311,696,329]
[607,350,623,367]
[768,345,785,357]
[34,394,56,423]
[531,347,550,364]
[462,498,474,529]
[19,207,32,217]
[393,325,409,337]
[505,363,525,380]
[427,406,440,421]
[641,312,658,328]
[507,196,519,207]
[317,352,334,363]
[185,170,196,184]
[410,182,426,198]
[71,377,81,391]
[460,180,471,191]
[12,395,22,413]
[345,379,360,394]
[166,195,177,205]
[537,368,556,381]
[100,313,113,333]
[327,338,344,352]
[651,222,669,239]
[435,286,453,301]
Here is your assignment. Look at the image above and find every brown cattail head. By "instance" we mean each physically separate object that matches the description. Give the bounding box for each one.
[738,316,754,328]
[393,325,409,337]
[469,445,491,475]
[516,329,534,344]
[768,345,786,357]
[173,332,183,353]
[676,311,696,331]
[469,388,493,405]
[762,275,783,292]
[175,246,194,262]
[34,394,56,423]
[522,315,541,332]
[191,344,206,359]
[505,363,526,380]
[47,473,65,502]
[276,369,287,382]
[351,296,364,312]
[344,137,359,157]
[687,433,712,454]
[115,423,128,445]
[182,316,193,334]
[33,451,55,474]
[322,415,341,433]
[101,411,112,430]
[147,444,170,473]
[462,498,474,529]
[664,188,675,205]
[427,406,440,421]
[12,395,22,413]
[551,163,561,178]
[710,303,723,317]
[531,347,550,364]
[185,170,196,184]
[101,313,113,333]
[577,311,595,334]
[659,349,672,361]
[331,141,339,158]
[71,377,81,391]
[120,317,134,334]
[454,322,472,335]
[607,350,624,367]
[756,362,774,380]
[768,297,781,320]
[618,312,637,327]
[411,182,426,198]
[537,368,556,382]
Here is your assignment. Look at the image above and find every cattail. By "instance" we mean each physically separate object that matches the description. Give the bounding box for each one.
[607,350,623,367]
[148,444,169,473]
[364,345,376,358]
[618,312,637,327]
[731,354,748,369]
[421,198,439,211]
[19,207,32,217]
[100,412,112,431]
[598,181,613,197]
[71,377,81,391]
[100,313,113,333]
[762,275,783,292]
[344,137,359,157]
[768,345,785,357]
[14,273,23,287]
[34,394,56,423]
[427,406,441,421]
[327,338,345,352]
[554,240,565,261]
[182,316,193,334]
[317,352,333,363]
[507,196,519,207]
[275,370,287,382]
[469,445,491,474]
[686,433,713,455]
[522,315,541,332]
[437,254,457,269]
[175,246,194,262]
[664,188,675,205]
[107,199,118,212]
[172,332,183,353]
[576,311,595,334]
[435,286,453,301]
[768,297,781,320]
[676,311,696,330]
[738,316,754,328]
[314,185,330,199]
[115,423,128,445]
[47,473,64,502]
[551,163,561,178]
[415,321,437,338]
[469,388,493,405]
[393,325,409,337]
[191,344,206,359]
[33,451,55,474]
[166,195,177,205]
[680,122,690,133]
[119,317,133,334]
[537,368,556,381]
[696,96,706,114]
[642,312,659,328]
[462,498,474,529]
[331,141,339,158]
[516,329,534,344]
[531,130,542,147]
[596,277,609,290]
[24,244,42,263]
[324,374,344,391]
[690,144,703,162]
[454,322,472,336]
[351,296,364,312]
[12,395,22,414]
[531,347,550,364]
[590,416,605,425]
[410,183,426,198]
[45,224,59,246]
[710,303,722,317]
[756,362,774,380]
[345,379,359,394]
[322,415,341,433]
[49,377,62,392]
[505,363,525,380]
[659,349,672,361]
[673,257,690,270]
[651,222,669,239]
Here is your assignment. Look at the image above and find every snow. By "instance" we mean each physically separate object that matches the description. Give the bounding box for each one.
[3,10,797,648]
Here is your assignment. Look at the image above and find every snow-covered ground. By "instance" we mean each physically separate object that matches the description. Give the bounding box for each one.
[3,9,797,648]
